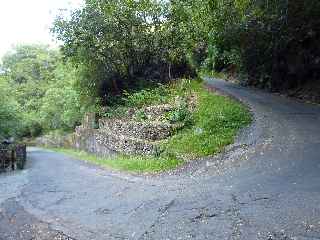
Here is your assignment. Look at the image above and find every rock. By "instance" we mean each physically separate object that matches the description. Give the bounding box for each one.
[99,119,181,141]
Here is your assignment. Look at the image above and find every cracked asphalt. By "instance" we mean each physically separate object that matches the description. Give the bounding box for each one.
[1,78,320,240]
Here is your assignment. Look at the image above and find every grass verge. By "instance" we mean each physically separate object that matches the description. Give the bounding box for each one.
[49,148,183,173]
[163,81,252,158]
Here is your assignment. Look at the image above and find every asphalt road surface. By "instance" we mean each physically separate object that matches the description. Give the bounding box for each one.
[1,78,320,240]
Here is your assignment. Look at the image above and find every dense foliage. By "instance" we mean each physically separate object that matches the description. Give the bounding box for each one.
[52,0,193,102]
[0,77,22,138]
[53,0,319,96]
[50,80,251,173]
[170,0,320,91]
[1,0,318,139]
[239,0,320,91]
[0,45,84,139]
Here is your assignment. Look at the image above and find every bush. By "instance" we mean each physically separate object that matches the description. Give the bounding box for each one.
[40,87,83,131]
[166,98,192,124]
[122,84,170,108]
[52,0,193,101]
[0,78,23,138]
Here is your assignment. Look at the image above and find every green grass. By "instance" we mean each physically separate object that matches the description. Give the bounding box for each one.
[102,79,195,119]
[50,79,252,173]
[49,148,183,173]
[164,83,252,157]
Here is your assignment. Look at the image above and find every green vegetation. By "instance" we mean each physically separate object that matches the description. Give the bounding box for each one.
[0,78,22,138]
[1,0,317,139]
[0,45,86,139]
[49,148,183,173]
[52,0,192,101]
[52,0,319,99]
[102,81,190,119]
[164,83,252,158]
[1,0,314,172]
[104,80,252,159]
[49,80,251,173]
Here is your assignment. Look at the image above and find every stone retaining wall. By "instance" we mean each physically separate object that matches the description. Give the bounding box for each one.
[99,119,182,141]
[72,124,160,156]
[37,97,197,157]
[72,127,115,156]
[37,126,159,156]
[0,144,26,172]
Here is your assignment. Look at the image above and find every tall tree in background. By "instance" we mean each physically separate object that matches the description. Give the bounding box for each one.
[1,45,60,136]
[0,76,22,139]
[0,45,84,137]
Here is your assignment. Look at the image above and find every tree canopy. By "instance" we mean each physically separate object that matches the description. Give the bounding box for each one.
[52,0,192,102]
[1,0,319,139]
[53,0,319,94]
[0,45,84,138]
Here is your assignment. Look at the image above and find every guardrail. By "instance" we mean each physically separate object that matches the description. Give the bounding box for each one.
[0,144,26,172]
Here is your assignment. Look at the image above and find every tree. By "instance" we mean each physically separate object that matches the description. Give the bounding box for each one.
[0,45,84,137]
[52,0,192,103]
[39,87,82,130]
[0,76,22,138]
[1,44,59,111]
[39,62,84,130]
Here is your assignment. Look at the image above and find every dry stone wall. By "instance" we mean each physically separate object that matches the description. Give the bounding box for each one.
[37,114,172,156]
[37,96,197,157]
[99,119,182,141]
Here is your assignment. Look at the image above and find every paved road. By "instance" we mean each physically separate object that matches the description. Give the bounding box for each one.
[1,78,320,240]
